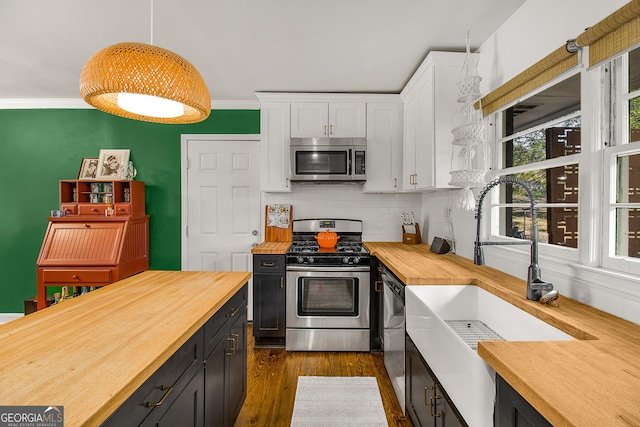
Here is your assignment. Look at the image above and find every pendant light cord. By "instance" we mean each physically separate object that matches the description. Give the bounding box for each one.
[149,0,154,45]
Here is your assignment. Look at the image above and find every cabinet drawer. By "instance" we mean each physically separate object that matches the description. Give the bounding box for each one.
[114,203,131,215]
[78,203,108,215]
[253,255,285,274]
[42,269,112,284]
[60,203,77,215]
[204,285,247,358]
[101,329,203,427]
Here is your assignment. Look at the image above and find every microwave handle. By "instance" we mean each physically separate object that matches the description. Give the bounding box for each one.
[348,148,352,176]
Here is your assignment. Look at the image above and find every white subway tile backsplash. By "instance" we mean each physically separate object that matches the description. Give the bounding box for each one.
[263,185,421,241]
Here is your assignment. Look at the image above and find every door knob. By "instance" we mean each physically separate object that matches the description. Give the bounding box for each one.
[252,242,259,247]
[251,229,259,236]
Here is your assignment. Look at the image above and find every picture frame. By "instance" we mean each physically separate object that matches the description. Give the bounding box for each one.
[96,149,130,180]
[78,157,99,180]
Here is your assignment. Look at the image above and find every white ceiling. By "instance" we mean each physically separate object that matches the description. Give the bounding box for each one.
[0,0,526,104]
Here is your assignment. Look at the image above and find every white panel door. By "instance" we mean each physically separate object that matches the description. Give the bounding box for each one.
[182,136,260,274]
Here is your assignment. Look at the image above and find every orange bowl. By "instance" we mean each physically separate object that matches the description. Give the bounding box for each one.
[314,230,340,248]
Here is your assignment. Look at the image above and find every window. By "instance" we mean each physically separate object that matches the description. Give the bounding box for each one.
[493,72,581,250]
[604,46,640,271]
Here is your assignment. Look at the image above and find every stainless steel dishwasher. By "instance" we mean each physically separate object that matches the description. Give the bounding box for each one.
[382,265,405,413]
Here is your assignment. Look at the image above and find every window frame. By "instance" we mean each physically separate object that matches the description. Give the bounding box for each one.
[602,49,640,272]
[486,68,582,262]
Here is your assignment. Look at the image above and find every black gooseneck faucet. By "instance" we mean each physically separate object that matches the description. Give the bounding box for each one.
[474,176,554,301]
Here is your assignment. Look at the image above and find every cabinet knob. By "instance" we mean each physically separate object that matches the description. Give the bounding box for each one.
[72,275,79,279]
[84,224,91,228]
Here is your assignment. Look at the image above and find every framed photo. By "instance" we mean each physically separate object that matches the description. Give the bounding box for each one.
[96,149,130,180]
[78,157,99,180]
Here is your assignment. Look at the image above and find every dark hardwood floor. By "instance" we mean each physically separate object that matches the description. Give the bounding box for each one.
[235,325,412,426]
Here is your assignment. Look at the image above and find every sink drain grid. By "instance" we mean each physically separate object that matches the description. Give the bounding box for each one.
[444,320,504,350]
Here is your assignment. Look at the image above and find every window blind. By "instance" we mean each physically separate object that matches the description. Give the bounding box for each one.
[481,0,640,116]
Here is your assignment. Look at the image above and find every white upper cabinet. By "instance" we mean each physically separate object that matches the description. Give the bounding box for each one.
[401,51,473,191]
[259,101,291,192]
[291,102,366,138]
[363,102,403,193]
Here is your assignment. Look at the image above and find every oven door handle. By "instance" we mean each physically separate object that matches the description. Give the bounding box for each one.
[286,265,371,272]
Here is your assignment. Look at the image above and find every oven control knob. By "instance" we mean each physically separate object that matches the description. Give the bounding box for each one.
[308,257,315,264]
[297,257,305,264]
[343,257,351,264]
[353,257,360,264]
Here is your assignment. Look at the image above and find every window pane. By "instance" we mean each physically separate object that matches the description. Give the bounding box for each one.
[503,120,581,168]
[499,206,578,247]
[628,46,640,93]
[503,73,580,135]
[503,166,580,205]
[616,152,640,203]
[629,96,640,143]
[615,208,640,258]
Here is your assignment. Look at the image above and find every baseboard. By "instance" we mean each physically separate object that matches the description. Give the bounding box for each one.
[0,313,23,324]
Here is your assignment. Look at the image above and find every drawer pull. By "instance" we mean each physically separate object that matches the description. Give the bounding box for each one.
[280,277,285,289]
[146,385,173,407]
[226,335,237,356]
[72,275,79,280]
[261,262,275,267]
[424,385,434,407]
[429,395,442,417]
[226,307,239,317]
[84,224,91,228]
[374,280,382,292]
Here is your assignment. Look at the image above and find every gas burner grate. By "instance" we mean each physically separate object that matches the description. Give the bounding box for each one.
[444,320,504,350]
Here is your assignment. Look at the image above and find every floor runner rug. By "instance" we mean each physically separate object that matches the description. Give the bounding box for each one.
[290,376,388,426]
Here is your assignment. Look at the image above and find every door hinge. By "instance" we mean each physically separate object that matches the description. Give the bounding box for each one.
[185,226,188,237]
[186,158,190,169]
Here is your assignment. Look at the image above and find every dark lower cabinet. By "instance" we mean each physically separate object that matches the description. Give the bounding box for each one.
[405,335,467,427]
[494,375,552,427]
[149,366,205,426]
[101,284,248,427]
[252,254,286,346]
[204,297,248,427]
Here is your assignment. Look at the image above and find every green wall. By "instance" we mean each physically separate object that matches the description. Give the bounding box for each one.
[0,108,259,313]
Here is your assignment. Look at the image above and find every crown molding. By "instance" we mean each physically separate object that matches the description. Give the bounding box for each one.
[254,92,402,103]
[0,98,260,110]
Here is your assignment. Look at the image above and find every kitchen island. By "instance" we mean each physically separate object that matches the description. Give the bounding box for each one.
[365,242,640,426]
[0,270,251,427]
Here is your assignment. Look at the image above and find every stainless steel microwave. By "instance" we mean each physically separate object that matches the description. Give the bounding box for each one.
[290,137,366,183]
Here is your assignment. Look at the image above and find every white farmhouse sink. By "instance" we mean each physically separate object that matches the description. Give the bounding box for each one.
[406,285,573,427]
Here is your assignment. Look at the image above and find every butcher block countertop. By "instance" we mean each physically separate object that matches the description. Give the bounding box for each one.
[251,241,291,254]
[0,270,251,427]
[365,242,640,427]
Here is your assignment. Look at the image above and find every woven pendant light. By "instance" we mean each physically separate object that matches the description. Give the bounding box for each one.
[80,42,210,124]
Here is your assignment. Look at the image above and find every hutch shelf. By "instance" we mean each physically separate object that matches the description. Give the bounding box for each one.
[35,180,149,310]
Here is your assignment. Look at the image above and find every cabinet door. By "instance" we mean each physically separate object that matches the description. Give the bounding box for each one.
[154,367,205,427]
[291,102,329,137]
[414,66,435,190]
[204,308,248,427]
[406,336,467,427]
[260,102,291,192]
[406,336,435,426]
[253,273,286,337]
[495,376,552,427]
[363,102,403,192]
[204,335,226,427]
[227,311,248,424]
[329,102,366,137]
[402,91,419,191]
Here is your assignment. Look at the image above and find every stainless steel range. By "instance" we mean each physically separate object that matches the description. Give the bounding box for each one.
[285,219,371,351]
